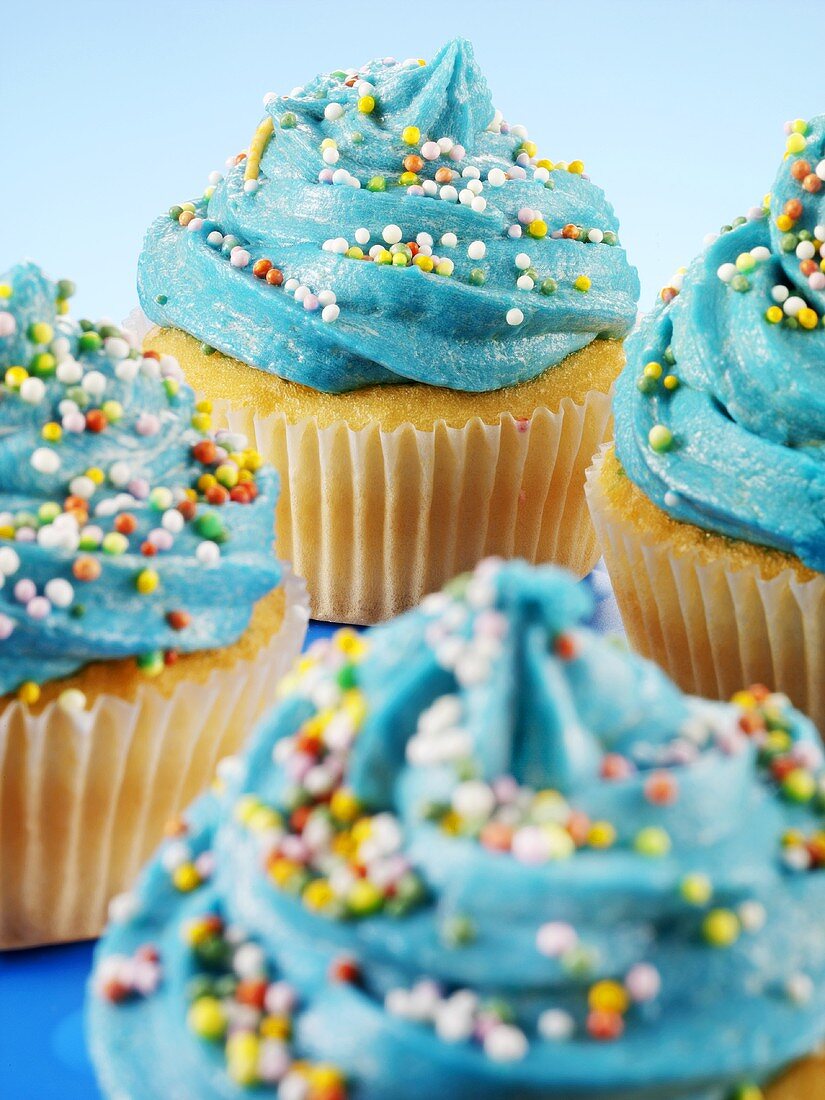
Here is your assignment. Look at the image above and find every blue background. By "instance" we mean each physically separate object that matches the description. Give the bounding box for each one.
[2,0,823,320]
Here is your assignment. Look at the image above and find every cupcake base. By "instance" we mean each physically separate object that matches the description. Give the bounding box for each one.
[145,326,625,623]
[586,445,825,732]
[0,569,308,949]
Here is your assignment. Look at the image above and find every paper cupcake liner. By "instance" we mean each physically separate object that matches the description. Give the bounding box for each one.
[210,391,612,623]
[768,1050,825,1098]
[586,446,825,733]
[0,567,308,949]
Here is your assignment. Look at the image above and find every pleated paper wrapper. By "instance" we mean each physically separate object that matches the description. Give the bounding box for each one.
[211,391,612,624]
[0,568,308,949]
[586,445,825,734]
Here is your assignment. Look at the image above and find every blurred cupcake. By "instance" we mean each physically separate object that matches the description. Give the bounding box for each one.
[90,559,825,1100]
[138,38,639,623]
[588,115,825,729]
[0,263,308,948]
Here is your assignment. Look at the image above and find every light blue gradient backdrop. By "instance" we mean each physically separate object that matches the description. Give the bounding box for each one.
[2,0,820,323]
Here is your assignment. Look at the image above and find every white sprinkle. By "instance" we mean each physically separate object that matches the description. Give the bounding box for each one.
[487,167,507,187]
[322,303,340,323]
[104,336,130,361]
[515,253,532,270]
[354,227,370,245]
[471,195,487,213]
[284,278,300,293]
[467,241,486,260]
[196,541,221,566]
[31,448,60,474]
[458,189,474,206]
[750,246,771,263]
[382,224,403,245]
[294,285,310,303]
[771,285,790,304]
[56,359,83,385]
[440,232,458,248]
[816,160,825,181]
[716,263,737,283]
[0,548,21,576]
[81,370,107,398]
[324,102,344,121]
[438,137,454,153]
[230,248,251,268]
[506,308,524,326]
[19,377,46,404]
[786,973,814,1005]
[784,295,806,317]
[517,275,535,291]
[588,228,604,244]
[416,232,434,248]
[318,290,337,306]
[322,147,339,165]
[58,688,87,714]
[538,1009,575,1041]
[484,1024,528,1063]
[439,185,458,202]
[797,240,816,261]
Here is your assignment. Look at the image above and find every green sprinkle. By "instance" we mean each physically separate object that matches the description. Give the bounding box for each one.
[648,424,674,453]
[540,277,558,295]
[469,268,486,286]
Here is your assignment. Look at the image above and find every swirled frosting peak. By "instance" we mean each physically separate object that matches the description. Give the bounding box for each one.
[91,560,825,1100]
[138,39,639,393]
[615,115,825,570]
[0,262,281,698]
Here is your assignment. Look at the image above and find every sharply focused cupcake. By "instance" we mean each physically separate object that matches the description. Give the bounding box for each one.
[138,38,639,623]
[0,263,308,948]
[587,116,825,730]
[90,558,825,1099]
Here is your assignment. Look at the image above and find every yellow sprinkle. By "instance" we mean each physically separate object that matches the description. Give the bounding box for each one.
[798,307,819,330]
[5,366,28,388]
[791,118,809,135]
[331,788,361,823]
[588,980,629,1014]
[358,95,376,114]
[765,306,783,324]
[644,361,663,379]
[85,467,105,485]
[574,275,592,292]
[568,159,585,174]
[776,214,794,232]
[244,116,275,181]
[528,219,548,239]
[234,795,261,825]
[18,681,41,706]
[172,862,202,892]
[0,284,12,299]
[588,821,616,848]
[520,140,537,158]
[535,158,554,170]
[136,568,159,595]
[260,1014,292,1040]
[41,422,62,442]
[663,374,679,390]
[402,126,420,145]
[786,132,807,155]
[191,412,211,432]
[413,254,434,272]
[303,879,335,911]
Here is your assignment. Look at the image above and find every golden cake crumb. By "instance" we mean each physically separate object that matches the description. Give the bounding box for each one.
[146,328,625,431]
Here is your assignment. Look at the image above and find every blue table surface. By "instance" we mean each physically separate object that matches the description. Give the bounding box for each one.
[0,571,622,1099]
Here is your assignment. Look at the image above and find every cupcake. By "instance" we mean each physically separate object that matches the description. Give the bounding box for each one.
[587,115,825,729]
[0,263,308,948]
[89,559,825,1099]
[137,38,639,623]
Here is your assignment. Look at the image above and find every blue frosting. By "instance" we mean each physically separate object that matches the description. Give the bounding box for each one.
[138,39,639,394]
[0,263,281,696]
[614,116,825,571]
[89,560,825,1099]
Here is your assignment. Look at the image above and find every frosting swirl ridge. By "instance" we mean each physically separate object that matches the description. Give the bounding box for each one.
[139,39,638,394]
[614,115,825,569]
[90,561,825,1100]
[0,263,281,695]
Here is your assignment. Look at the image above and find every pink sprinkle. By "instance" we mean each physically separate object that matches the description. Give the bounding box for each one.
[128,478,150,500]
[809,272,825,291]
[511,826,550,864]
[303,294,320,312]
[258,1042,291,1084]
[0,311,16,338]
[63,411,87,433]
[625,963,661,1003]
[536,921,578,958]
[421,141,440,161]
[0,614,15,640]
[518,207,536,225]
[15,528,36,543]
[14,579,36,604]
[449,145,466,162]
[281,835,310,863]
[492,775,520,803]
[187,218,205,232]
[148,528,173,551]
[407,185,425,196]
[507,225,523,239]
[265,981,297,1015]
[26,596,51,620]
[516,152,531,168]
[136,413,160,437]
